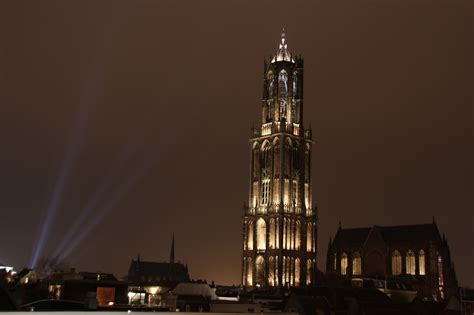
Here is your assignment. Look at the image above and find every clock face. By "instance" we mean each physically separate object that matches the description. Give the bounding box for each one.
[261,168,270,178]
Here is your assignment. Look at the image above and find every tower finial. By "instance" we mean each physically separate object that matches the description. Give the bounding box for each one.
[170,233,175,264]
[280,28,287,49]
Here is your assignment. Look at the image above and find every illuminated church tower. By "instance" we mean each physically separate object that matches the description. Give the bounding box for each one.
[242,32,317,288]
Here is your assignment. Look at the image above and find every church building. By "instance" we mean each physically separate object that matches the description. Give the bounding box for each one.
[242,32,318,288]
[326,220,458,300]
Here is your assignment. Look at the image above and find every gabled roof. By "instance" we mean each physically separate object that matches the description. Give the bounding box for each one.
[332,223,442,248]
[128,259,189,283]
[378,224,441,244]
[333,227,372,247]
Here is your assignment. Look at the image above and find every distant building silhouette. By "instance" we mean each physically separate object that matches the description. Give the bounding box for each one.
[127,235,190,286]
[326,220,458,301]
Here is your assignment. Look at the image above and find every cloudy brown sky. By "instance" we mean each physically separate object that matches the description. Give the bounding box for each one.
[0,0,472,286]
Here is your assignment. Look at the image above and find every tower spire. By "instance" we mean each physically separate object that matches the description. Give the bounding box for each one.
[272,28,294,63]
[170,233,175,264]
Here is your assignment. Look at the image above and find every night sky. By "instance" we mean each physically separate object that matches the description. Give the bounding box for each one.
[0,1,472,287]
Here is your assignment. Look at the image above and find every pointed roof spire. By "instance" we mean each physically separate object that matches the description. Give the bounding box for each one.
[272,28,294,63]
[170,233,175,264]
[137,252,141,262]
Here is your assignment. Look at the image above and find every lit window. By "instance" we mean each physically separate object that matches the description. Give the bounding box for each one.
[246,221,253,250]
[306,259,312,285]
[246,258,253,286]
[268,257,275,286]
[294,258,300,287]
[438,255,445,299]
[352,252,362,276]
[392,250,402,275]
[419,250,426,275]
[341,253,348,275]
[269,219,276,249]
[406,250,416,275]
[292,179,297,205]
[256,218,266,251]
[261,179,270,205]
[306,222,313,252]
[255,256,265,285]
[295,221,301,250]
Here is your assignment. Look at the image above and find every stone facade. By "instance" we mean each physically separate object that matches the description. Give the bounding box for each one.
[326,221,458,300]
[241,32,318,288]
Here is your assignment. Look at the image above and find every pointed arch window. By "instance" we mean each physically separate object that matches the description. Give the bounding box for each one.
[352,252,362,276]
[268,256,275,286]
[278,70,288,99]
[267,71,274,99]
[246,221,253,250]
[256,218,266,251]
[406,250,416,275]
[437,254,445,299]
[292,71,298,95]
[295,221,301,250]
[245,258,253,286]
[341,252,348,275]
[306,259,312,285]
[306,222,313,252]
[295,258,301,287]
[392,250,402,275]
[255,256,265,286]
[419,250,426,276]
[269,219,276,249]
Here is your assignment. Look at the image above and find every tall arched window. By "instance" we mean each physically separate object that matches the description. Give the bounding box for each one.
[278,70,288,99]
[406,250,416,275]
[275,218,279,249]
[295,221,301,250]
[292,71,298,95]
[256,218,266,251]
[246,258,253,286]
[392,250,402,275]
[419,250,426,275]
[352,252,362,276]
[255,256,265,286]
[294,258,301,287]
[267,71,274,99]
[288,219,295,249]
[341,252,348,275]
[269,219,275,249]
[268,257,275,286]
[246,221,253,250]
[437,255,445,299]
[306,259,312,285]
[252,144,259,178]
[306,222,313,252]
[286,219,292,249]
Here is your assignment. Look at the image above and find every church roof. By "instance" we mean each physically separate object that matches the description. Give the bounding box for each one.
[271,31,295,63]
[332,223,442,248]
[128,259,189,283]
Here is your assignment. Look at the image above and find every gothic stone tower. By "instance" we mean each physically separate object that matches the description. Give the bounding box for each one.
[242,32,317,288]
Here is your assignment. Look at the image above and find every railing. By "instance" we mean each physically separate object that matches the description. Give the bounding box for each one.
[255,121,307,137]
[245,204,312,215]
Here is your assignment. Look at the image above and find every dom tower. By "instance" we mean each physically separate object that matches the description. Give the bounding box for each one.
[242,32,317,288]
